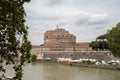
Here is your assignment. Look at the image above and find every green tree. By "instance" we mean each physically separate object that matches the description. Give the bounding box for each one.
[106,23,120,57]
[0,0,31,80]
[97,34,106,40]
[90,41,99,50]
[90,40,108,50]
[96,34,108,50]
[31,54,37,62]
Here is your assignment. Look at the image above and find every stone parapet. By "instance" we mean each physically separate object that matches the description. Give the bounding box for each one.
[42,51,112,61]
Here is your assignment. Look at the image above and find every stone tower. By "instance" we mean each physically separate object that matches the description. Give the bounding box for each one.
[44,28,76,48]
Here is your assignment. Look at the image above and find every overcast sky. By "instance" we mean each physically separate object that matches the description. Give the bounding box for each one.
[24,0,120,45]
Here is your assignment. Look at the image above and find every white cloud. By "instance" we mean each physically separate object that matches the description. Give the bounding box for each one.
[24,0,120,45]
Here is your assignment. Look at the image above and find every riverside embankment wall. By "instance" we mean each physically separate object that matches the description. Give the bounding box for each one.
[42,51,113,61]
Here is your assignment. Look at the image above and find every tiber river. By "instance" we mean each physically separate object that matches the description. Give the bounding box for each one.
[4,62,120,80]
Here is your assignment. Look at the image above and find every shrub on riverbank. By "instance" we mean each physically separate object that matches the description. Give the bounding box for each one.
[31,54,37,62]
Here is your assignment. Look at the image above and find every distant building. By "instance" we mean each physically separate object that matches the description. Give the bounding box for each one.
[32,28,92,54]
[31,28,116,62]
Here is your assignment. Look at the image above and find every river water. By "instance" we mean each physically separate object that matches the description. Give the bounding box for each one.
[4,62,120,80]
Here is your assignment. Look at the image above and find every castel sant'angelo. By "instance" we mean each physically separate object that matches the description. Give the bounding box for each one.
[32,27,112,61]
[32,27,92,52]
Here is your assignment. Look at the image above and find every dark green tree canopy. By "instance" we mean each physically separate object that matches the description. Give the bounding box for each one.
[90,41,108,50]
[0,0,31,80]
[96,34,107,40]
[106,23,120,57]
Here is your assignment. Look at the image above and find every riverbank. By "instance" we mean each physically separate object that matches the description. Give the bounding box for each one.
[37,60,120,70]
[69,62,120,70]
